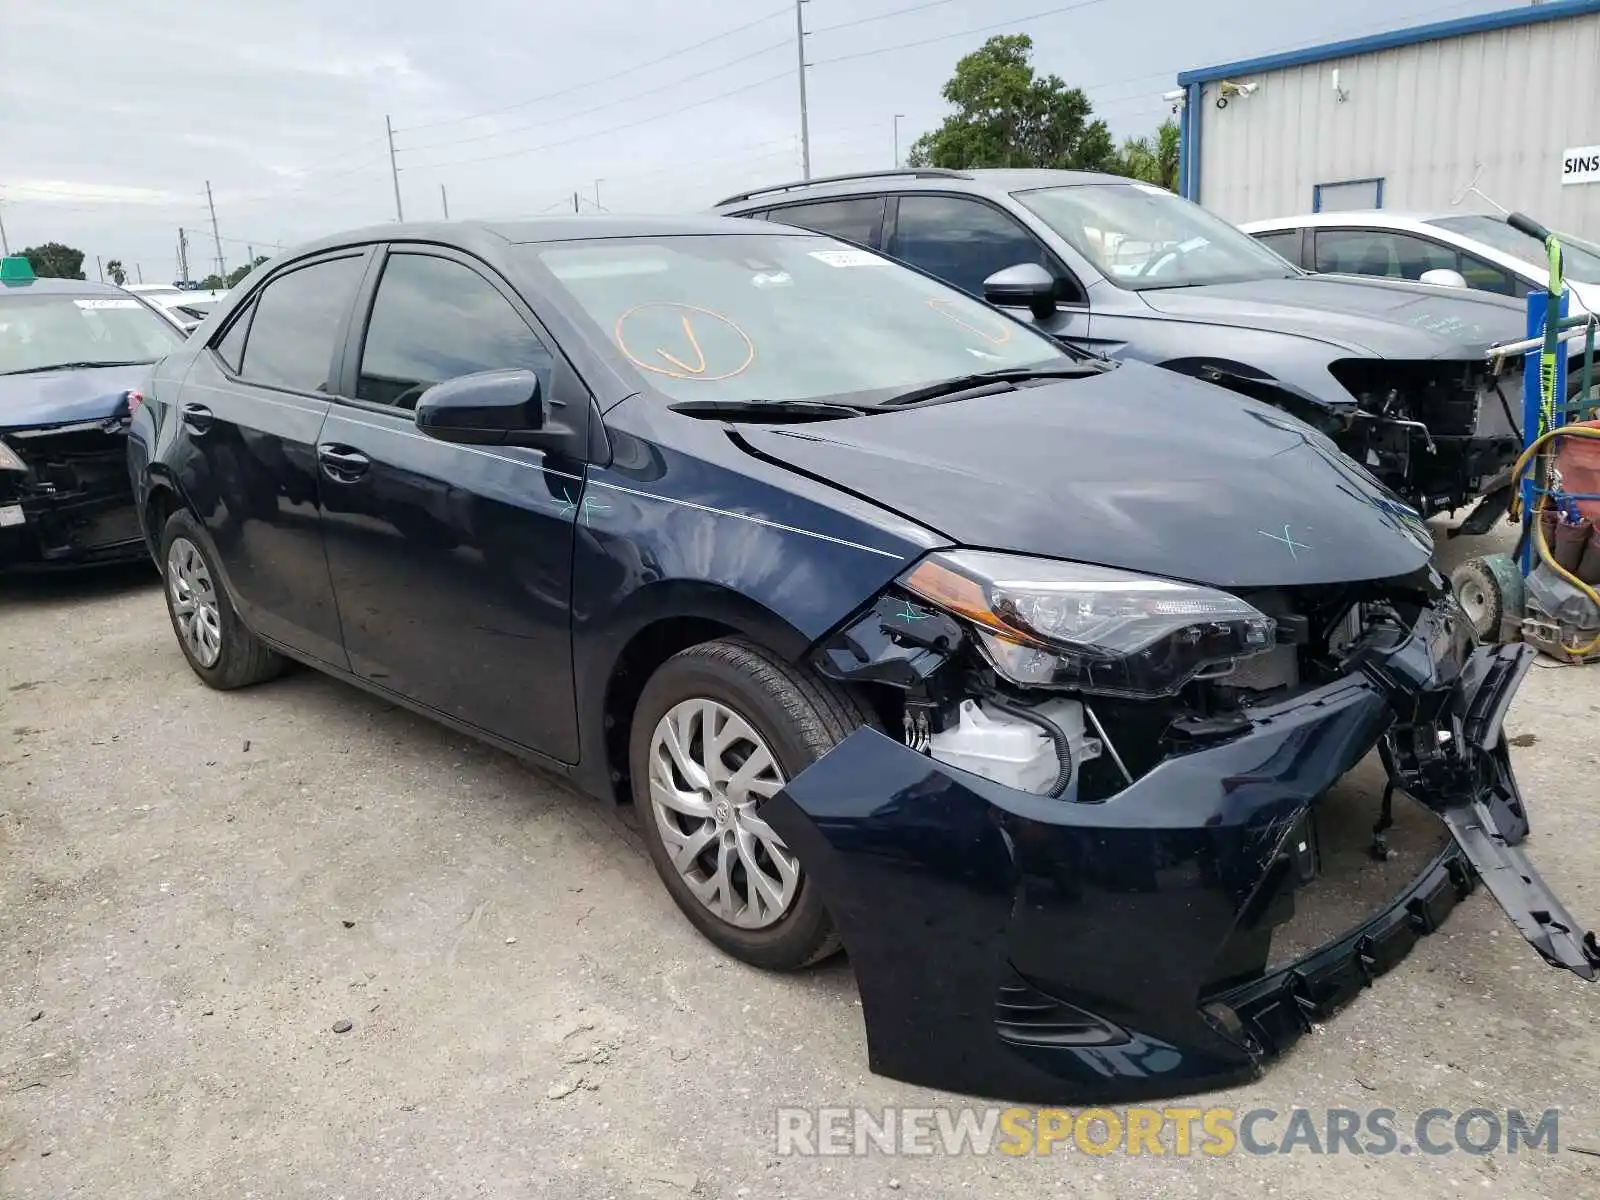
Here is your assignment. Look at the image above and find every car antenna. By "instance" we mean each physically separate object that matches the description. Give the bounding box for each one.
[1449,163,1511,216]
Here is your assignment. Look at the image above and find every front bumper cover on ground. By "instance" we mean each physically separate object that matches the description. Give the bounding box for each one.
[763,631,1597,1104]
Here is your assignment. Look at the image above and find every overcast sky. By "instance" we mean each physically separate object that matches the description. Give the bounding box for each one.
[0,0,1507,283]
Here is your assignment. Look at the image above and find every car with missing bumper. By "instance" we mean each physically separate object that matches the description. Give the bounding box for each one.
[128,216,1596,1103]
[713,168,1531,526]
[1,256,186,569]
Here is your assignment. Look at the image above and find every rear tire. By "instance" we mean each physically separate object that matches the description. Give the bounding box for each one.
[159,509,284,690]
[629,637,869,971]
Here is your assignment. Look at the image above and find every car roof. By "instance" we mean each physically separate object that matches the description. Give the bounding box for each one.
[1240,211,1481,231]
[279,213,797,262]
[712,167,1134,209]
[0,276,136,297]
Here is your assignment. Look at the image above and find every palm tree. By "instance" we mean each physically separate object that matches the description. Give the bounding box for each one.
[105,259,127,285]
[1113,119,1181,190]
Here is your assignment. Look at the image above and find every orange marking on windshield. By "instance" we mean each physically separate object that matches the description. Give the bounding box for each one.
[655,314,708,375]
[615,302,755,382]
[926,297,1012,345]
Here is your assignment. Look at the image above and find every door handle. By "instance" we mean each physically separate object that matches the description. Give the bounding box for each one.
[317,443,371,481]
[181,402,214,434]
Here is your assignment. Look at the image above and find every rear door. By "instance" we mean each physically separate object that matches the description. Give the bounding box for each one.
[884,193,1097,351]
[315,245,586,762]
[171,250,370,667]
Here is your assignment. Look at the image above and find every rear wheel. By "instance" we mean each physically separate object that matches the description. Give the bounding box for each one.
[160,509,284,689]
[629,637,869,970]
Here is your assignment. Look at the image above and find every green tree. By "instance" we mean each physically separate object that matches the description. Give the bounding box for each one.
[905,34,1115,171]
[1110,119,1181,190]
[224,255,270,288]
[105,259,127,285]
[21,242,87,280]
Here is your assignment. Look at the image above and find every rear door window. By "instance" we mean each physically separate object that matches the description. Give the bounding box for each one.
[762,197,885,249]
[236,256,366,393]
[1313,229,1457,281]
[888,194,1070,300]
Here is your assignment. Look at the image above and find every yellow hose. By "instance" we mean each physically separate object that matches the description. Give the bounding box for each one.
[1505,425,1600,656]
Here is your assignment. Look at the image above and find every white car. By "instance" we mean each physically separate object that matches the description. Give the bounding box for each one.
[147,289,227,333]
[1239,210,1600,319]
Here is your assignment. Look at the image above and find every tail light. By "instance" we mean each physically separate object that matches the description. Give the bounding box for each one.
[125,389,144,416]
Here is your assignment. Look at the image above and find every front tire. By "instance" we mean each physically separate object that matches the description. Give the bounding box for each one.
[629,637,869,971]
[160,509,284,690]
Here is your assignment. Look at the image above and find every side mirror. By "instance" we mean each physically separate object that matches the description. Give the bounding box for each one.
[414,368,547,446]
[982,262,1057,318]
[1419,268,1469,289]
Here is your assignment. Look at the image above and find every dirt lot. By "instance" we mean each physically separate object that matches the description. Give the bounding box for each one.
[4,527,1600,1199]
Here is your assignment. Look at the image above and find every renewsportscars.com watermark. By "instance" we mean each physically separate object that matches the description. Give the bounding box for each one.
[775,1106,1563,1158]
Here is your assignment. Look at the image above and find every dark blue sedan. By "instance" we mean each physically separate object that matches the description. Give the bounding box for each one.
[128,216,1595,1104]
[1,257,186,568]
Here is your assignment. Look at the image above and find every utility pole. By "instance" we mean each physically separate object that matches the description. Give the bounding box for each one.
[574,192,580,213]
[440,183,450,219]
[247,245,254,267]
[205,182,226,283]
[0,201,9,255]
[96,255,104,282]
[136,263,144,284]
[594,179,602,210]
[893,114,906,168]
[793,0,812,179]
[386,114,404,221]
[177,227,191,283]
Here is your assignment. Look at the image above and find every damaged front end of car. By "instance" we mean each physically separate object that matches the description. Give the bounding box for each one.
[0,408,146,569]
[760,552,1598,1103]
[1326,358,1522,522]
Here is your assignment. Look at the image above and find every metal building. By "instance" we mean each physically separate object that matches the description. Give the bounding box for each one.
[1175,0,1600,237]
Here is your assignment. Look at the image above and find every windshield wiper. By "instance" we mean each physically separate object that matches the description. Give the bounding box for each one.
[669,398,873,422]
[1,359,153,376]
[879,363,1109,408]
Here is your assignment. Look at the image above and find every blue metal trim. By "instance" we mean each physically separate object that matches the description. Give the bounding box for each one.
[1177,0,1600,85]
[1181,82,1203,200]
[1520,288,1572,575]
[1311,176,1385,213]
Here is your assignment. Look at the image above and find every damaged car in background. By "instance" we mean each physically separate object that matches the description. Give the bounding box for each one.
[715,168,1530,527]
[130,217,1596,1105]
[1,256,184,569]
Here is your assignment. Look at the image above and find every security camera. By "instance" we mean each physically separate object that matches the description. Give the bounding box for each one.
[1163,88,1185,103]
[1218,79,1260,98]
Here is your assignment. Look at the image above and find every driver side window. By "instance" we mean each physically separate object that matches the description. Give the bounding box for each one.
[356,253,554,409]
[889,195,1084,304]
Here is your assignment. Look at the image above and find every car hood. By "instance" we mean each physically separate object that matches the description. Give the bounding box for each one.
[0,364,148,432]
[735,364,1434,589]
[1136,276,1524,358]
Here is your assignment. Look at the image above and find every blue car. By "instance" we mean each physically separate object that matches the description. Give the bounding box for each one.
[128,217,1595,1103]
[1,256,186,568]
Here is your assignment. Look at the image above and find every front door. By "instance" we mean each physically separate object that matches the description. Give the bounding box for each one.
[316,247,584,762]
[173,251,370,667]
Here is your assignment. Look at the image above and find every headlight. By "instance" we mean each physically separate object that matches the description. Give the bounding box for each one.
[900,550,1277,698]
[0,439,25,472]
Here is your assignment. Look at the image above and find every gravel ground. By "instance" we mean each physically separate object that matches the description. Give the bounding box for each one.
[3,525,1599,1199]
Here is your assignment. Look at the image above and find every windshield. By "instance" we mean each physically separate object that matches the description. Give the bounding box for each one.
[0,293,185,375]
[523,234,1068,405]
[1426,215,1600,284]
[1015,183,1299,290]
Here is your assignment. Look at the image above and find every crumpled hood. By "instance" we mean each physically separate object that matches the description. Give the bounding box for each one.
[1137,276,1525,358]
[736,363,1434,589]
[0,364,148,431]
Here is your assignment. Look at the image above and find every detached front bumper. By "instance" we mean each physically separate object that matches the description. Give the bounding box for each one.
[763,637,1596,1104]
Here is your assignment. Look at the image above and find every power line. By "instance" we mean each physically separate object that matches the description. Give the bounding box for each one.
[811,0,1118,67]
[810,0,963,35]
[399,70,792,172]
[395,5,792,134]
[398,39,792,154]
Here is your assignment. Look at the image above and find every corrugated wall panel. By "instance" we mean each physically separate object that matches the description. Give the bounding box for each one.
[1194,13,1600,238]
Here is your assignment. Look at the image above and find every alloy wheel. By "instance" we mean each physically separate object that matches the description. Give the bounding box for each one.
[167,536,223,668]
[647,698,799,929]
